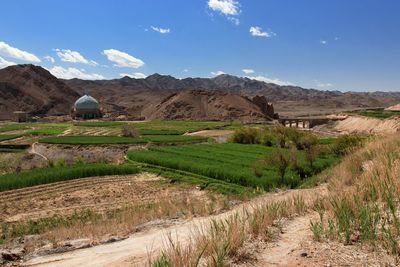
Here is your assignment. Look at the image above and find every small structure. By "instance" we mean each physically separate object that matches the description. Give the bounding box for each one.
[71,95,102,119]
[13,111,28,122]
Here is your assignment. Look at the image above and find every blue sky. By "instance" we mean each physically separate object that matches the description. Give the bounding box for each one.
[1,0,400,91]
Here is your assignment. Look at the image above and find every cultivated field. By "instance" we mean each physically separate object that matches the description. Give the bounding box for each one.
[1,118,395,266]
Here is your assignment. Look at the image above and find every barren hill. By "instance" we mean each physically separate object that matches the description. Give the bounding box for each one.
[0,65,79,120]
[143,89,276,121]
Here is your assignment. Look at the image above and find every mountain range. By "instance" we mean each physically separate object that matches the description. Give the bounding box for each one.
[0,64,399,120]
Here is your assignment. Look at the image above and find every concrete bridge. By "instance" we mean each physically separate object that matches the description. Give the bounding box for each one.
[278,117,339,129]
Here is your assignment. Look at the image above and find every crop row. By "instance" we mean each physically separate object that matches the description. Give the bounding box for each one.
[128,143,337,190]
[38,135,208,145]
[0,164,139,192]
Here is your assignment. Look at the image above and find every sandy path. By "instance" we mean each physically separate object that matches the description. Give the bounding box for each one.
[28,142,48,161]
[255,213,318,266]
[24,186,326,267]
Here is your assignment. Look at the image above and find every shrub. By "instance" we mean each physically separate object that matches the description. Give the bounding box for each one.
[298,134,320,168]
[260,130,276,147]
[121,125,140,138]
[331,134,363,156]
[230,127,260,144]
[264,148,296,185]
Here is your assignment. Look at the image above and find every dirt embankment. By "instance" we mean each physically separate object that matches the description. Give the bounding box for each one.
[333,116,400,134]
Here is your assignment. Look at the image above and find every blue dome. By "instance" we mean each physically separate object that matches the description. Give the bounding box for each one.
[74,95,99,110]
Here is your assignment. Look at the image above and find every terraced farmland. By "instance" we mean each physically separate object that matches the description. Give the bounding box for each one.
[127,143,337,190]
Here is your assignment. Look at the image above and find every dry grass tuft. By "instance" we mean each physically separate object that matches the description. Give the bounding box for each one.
[147,194,310,266]
[309,135,400,259]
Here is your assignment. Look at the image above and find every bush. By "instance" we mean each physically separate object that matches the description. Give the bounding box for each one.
[230,127,260,144]
[331,134,363,156]
[260,130,276,147]
[121,125,140,138]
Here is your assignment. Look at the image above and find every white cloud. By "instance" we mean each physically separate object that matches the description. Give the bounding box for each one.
[249,26,276,38]
[320,40,327,45]
[208,0,240,15]
[44,56,55,63]
[55,49,98,66]
[207,0,240,25]
[0,56,16,69]
[183,69,189,72]
[103,49,144,68]
[242,68,254,74]
[49,66,104,80]
[151,26,170,34]
[315,80,333,88]
[119,72,147,79]
[227,17,240,25]
[246,75,293,86]
[211,70,226,76]
[334,37,339,41]
[0,41,40,62]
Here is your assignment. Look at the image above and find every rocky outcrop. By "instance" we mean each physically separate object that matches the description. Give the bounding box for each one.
[144,89,275,122]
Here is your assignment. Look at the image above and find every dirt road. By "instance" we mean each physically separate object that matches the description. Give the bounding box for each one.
[24,186,326,267]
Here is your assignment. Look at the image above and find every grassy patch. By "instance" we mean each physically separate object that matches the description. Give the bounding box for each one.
[39,135,208,145]
[0,124,29,133]
[74,121,126,127]
[0,163,139,192]
[143,135,208,143]
[356,110,400,119]
[127,143,337,191]
[136,163,254,196]
[26,127,67,136]
[130,120,234,133]
[39,136,147,145]
[0,134,21,142]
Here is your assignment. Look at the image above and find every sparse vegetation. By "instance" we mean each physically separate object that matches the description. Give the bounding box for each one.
[355,110,400,119]
[309,135,400,256]
[148,195,310,266]
[0,187,229,249]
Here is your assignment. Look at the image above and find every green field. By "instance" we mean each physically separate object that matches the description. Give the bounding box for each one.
[355,110,400,119]
[39,135,208,145]
[0,163,139,192]
[0,134,21,142]
[74,120,234,133]
[127,143,337,190]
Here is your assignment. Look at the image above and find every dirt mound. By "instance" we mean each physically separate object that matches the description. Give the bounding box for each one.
[385,103,400,111]
[334,116,400,134]
[0,64,79,120]
[143,89,275,122]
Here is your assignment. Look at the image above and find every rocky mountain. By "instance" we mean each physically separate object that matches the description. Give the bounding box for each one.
[143,89,276,122]
[1,64,400,120]
[0,65,79,120]
[64,73,400,117]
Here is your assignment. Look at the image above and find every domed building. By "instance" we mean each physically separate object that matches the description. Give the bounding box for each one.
[71,95,102,119]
